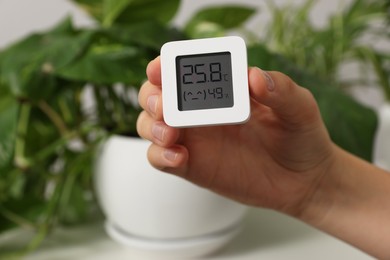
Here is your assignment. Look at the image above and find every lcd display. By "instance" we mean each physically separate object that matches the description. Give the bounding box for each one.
[176,52,234,111]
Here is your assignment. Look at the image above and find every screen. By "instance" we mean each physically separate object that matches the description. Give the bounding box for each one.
[176,52,234,111]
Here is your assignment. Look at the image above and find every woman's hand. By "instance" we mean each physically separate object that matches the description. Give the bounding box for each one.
[136,56,335,216]
[137,56,390,258]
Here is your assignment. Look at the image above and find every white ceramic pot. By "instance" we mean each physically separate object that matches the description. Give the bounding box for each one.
[373,103,390,171]
[95,135,247,258]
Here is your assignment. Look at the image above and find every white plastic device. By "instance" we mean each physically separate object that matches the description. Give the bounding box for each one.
[160,36,250,127]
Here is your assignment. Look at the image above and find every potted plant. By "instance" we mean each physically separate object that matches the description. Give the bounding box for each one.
[0,0,254,257]
[91,3,263,258]
[0,0,384,258]
[0,0,180,256]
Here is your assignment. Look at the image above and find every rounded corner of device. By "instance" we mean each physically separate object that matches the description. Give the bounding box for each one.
[161,41,170,50]
[164,120,174,128]
[160,41,172,55]
[230,35,246,45]
[241,111,251,124]
[163,116,178,128]
[234,106,250,125]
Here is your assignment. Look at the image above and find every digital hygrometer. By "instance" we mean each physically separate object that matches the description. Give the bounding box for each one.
[161,36,250,127]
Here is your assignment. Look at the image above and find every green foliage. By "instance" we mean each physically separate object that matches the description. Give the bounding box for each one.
[100,21,184,49]
[248,44,377,160]
[263,0,388,93]
[107,0,181,26]
[0,0,386,256]
[354,47,390,101]
[73,0,181,27]
[57,44,148,85]
[0,89,18,171]
[0,18,93,101]
[185,5,256,38]
[71,0,103,22]
[387,0,390,21]
[0,1,183,255]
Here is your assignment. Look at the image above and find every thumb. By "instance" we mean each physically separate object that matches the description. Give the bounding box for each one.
[248,67,320,127]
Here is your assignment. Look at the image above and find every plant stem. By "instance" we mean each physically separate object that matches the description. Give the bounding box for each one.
[14,104,31,169]
[106,85,126,130]
[38,101,69,136]
[91,85,110,128]
[22,168,68,254]
[58,99,73,124]
[25,225,48,253]
[0,206,37,230]
[33,132,76,162]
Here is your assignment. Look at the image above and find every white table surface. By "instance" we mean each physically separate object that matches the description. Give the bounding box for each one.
[1,208,373,260]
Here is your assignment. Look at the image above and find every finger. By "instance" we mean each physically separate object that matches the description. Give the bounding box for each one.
[146,56,162,86]
[138,81,163,120]
[147,143,188,174]
[137,111,180,147]
[248,67,320,127]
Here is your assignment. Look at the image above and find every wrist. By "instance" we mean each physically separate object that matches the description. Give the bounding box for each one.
[295,144,345,226]
[295,144,390,258]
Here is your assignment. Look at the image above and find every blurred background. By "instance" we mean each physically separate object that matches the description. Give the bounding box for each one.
[0,0,389,258]
[0,0,388,108]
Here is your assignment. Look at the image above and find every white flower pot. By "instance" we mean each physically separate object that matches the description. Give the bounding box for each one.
[94,135,247,258]
[373,103,390,171]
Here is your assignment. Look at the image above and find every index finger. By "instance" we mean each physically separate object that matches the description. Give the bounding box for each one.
[146,56,162,86]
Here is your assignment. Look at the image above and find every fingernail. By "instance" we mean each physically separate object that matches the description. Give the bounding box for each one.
[152,122,166,142]
[260,69,275,92]
[164,149,178,162]
[147,95,158,115]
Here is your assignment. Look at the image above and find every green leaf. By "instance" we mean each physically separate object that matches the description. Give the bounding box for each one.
[102,0,132,27]
[317,88,378,162]
[0,87,19,170]
[72,0,180,26]
[248,44,377,161]
[56,45,150,85]
[185,5,256,38]
[101,22,186,50]
[0,19,95,100]
[102,0,180,27]
[50,16,77,35]
[116,0,180,25]
[71,0,104,22]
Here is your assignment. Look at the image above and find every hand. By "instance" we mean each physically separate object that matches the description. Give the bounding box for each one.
[136,57,335,216]
[137,57,390,258]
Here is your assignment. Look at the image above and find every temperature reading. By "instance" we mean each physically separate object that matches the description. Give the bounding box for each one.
[182,63,225,84]
[176,52,234,111]
[210,63,222,82]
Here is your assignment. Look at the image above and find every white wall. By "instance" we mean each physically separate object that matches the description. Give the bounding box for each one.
[0,0,351,48]
[0,0,91,48]
[0,0,385,108]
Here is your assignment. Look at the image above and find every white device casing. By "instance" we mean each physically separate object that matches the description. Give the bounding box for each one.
[160,36,250,128]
